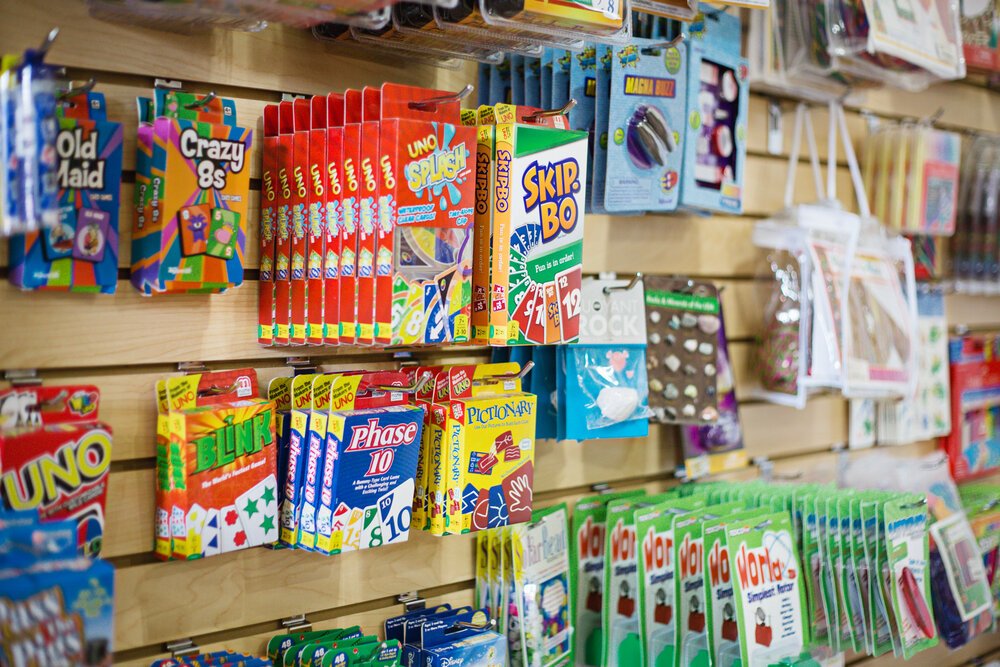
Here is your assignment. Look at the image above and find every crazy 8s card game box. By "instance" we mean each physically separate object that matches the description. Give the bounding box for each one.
[489,104,587,346]
[156,369,278,560]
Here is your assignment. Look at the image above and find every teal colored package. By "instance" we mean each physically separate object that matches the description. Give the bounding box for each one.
[532,345,559,440]
[552,50,572,109]
[561,345,649,441]
[590,45,612,214]
[556,346,568,442]
[604,38,687,213]
[541,49,555,108]
[567,344,652,431]
[525,57,542,107]
[478,63,491,106]
[509,346,533,394]
[569,46,598,211]
[511,55,525,105]
[679,5,748,214]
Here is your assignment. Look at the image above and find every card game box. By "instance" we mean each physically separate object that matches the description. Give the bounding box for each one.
[9,90,124,294]
[489,104,588,346]
[325,404,424,552]
[0,385,111,557]
[438,363,537,534]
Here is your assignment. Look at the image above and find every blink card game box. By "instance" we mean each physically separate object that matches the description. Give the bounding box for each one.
[156,369,278,560]
[132,89,252,294]
[9,90,124,293]
[0,385,111,556]
[489,104,587,346]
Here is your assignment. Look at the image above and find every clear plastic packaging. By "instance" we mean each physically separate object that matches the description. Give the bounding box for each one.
[476,0,632,45]
[350,8,506,63]
[391,3,545,55]
[570,344,652,430]
[433,0,585,51]
[87,0,269,33]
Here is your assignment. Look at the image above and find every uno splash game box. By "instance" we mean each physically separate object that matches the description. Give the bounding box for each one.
[0,385,111,556]
[489,104,588,346]
[156,369,278,560]
[9,90,124,293]
[132,89,252,294]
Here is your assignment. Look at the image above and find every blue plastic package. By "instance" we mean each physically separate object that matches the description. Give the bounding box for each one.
[552,50,572,109]
[524,57,542,107]
[541,49,555,108]
[532,345,559,440]
[510,55,525,105]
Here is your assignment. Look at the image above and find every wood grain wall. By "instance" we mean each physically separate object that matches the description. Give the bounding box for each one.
[1,2,999,664]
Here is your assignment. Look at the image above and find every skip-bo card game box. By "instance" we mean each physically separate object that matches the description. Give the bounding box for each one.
[9,91,124,293]
[132,89,251,294]
[0,385,111,556]
[488,104,588,346]
[155,369,278,560]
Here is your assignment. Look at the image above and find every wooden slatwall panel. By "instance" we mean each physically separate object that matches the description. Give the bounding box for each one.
[2,2,999,664]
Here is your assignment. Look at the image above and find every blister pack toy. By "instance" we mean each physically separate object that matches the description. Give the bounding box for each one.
[0,513,116,666]
[155,368,278,560]
[943,333,1000,481]
[10,87,123,293]
[604,37,687,213]
[679,6,748,214]
[489,103,588,345]
[0,384,111,556]
[131,89,252,294]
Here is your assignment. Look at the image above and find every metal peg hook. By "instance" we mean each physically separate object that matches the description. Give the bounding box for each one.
[58,77,96,101]
[184,91,218,110]
[370,372,432,394]
[603,272,643,295]
[38,27,59,55]
[455,619,495,630]
[525,99,576,122]
[640,34,684,54]
[408,84,474,110]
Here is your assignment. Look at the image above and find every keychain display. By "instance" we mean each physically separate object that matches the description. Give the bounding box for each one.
[679,6,748,214]
[0,512,116,666]
[132,87,252,294]
[643,275,720,424]
[0,384,112,556]
[9,84,123,293]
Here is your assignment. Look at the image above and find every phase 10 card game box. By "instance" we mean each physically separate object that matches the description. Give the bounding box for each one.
[157,370,278,560]
[325,404,424,552]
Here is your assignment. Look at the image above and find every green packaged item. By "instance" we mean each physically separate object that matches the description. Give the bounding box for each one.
[858,496,895,656]
[672,502,742,667]
[726,510,807,666]
[572,490,645,667]
[703,509,765,667]
[635,497,705,667]
[883,495,937,658]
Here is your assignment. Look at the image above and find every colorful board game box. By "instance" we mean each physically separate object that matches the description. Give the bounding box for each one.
[471,105,496,345]
[0,385,111,556]
[306,95,328,346]
[10,91,123,293]
[377,83,475,347]
[324,93,346,345]
[340,92,362,344]
[259,105,279,345]
[279,372,320,546]
[490,104,587,345]
[290,98,311,345]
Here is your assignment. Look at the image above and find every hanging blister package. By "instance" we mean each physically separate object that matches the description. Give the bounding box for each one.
[489,103,588,345]
[10,87,123,293]
[643,275,720,424]
[131,88,251,294]
[679,6,748,214]
[562,275,651,440]
[476,0,631,45]
[883,495,938,658]
[725,510,808,666]
[603,37,686,213]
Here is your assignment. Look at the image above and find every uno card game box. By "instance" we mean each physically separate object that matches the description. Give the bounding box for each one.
[0,385,111,556]
[489,104,588,346]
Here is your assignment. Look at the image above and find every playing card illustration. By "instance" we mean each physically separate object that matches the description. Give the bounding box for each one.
[155,507,170,539]
[462,483,480,516]
[488,486,509,528]
[504,462,534,524]
[377,479,414,545]
[170,506,186,542]
[220,505,246,553]
[202,509,220,557]
[235,475,279,546]
[341,508,365,552]
[362,506,382,549]
[185,503,207,554]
